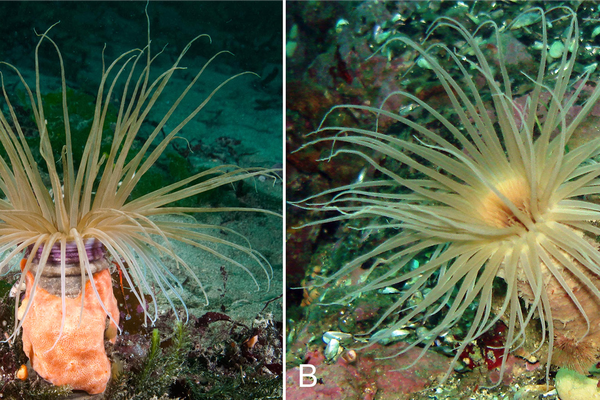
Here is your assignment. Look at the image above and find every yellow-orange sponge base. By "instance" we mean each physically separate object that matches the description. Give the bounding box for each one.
[20,268,119,394]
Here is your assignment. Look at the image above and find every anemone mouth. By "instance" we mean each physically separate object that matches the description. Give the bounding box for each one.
[478,177,533,229]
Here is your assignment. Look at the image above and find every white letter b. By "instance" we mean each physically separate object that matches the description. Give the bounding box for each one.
[299,364,317,387]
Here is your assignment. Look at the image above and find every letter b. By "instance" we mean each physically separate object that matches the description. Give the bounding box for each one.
[299,364,317,387]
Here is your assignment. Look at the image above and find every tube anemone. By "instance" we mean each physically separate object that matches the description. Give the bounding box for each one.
[295,6,600,384]
[0,5,279,394]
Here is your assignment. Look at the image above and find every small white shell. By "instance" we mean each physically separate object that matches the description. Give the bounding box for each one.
[511,12,541,30]
[397,103,418,117]
[335,18,349,34]
[549,41,565,58]
[371,328,410,345]
[416,326,434,340]
[324,338,342,361]
[391,13,403,23]
[417,56,433,70]
[373,24,391,44]
[9,281,26,298]
[323,331,352,344]
[378,287,401,294]
[532,41,546,51]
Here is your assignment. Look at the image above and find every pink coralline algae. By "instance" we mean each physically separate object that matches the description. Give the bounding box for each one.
[286,343,451,400]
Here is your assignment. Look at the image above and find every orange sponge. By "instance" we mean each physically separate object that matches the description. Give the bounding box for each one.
[19,268,119,394]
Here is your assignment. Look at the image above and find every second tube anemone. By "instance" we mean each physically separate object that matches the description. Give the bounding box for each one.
[295,6,600,384]
[0,7,279,395]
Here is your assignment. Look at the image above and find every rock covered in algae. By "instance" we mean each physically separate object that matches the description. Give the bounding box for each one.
[555,368,600,400]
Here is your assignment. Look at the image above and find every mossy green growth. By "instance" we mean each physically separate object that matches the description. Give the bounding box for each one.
[186,372,281,400]
[104,317,282,399]
[128,151,197,203]
[10,381,72,399]
[16,87,118,172]
[106,322,189,400]
[128,152,249,208]
[0,279,12,298]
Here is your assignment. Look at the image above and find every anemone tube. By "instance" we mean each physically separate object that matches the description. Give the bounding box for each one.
[0,9,278,395]
[294,6,600,384]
